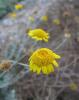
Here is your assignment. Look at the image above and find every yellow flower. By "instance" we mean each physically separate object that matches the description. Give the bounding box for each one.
[28,16,35,22]
[53,19,60,25]
[28,29,49,42]
[41,15,48,21]
[29,48,61,74]
[8,12,17,18]
[69,83,78,91]
[15,4,24,10]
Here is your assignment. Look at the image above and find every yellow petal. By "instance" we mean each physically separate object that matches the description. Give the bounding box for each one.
[29,66,33,71]
[32,65,37,72]
[47,67,51,73]
[29,62,34,71]
[52,52,61,59]
[42,66,48,74]
[43,38,48,42]
[36,67,41,74]
[50,65,54,72]
[53,60,59,68]
[32,36,42,40]
[47,64,54,74]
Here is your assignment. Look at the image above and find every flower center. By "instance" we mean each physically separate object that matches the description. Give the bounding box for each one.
[32,50,53,66]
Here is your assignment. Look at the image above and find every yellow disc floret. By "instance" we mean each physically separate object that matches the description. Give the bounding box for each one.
[28,29,49,42]
[29,48,61,74]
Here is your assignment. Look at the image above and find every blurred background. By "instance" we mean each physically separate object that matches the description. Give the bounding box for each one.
[0,0,79,100]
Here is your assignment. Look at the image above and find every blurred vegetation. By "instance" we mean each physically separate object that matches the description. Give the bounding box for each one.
[0,89,5,100]
[0,0,23,18]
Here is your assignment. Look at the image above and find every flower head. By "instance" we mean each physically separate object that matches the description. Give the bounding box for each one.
[28,16,35,22]
[69,83,78,91]
[0,60,11,71]
[29,48,61,74]
[15,4,24,10]
[28,29,49,42]
[53,18,60,25]
[8,12,17,18]
[41,15,48,21]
